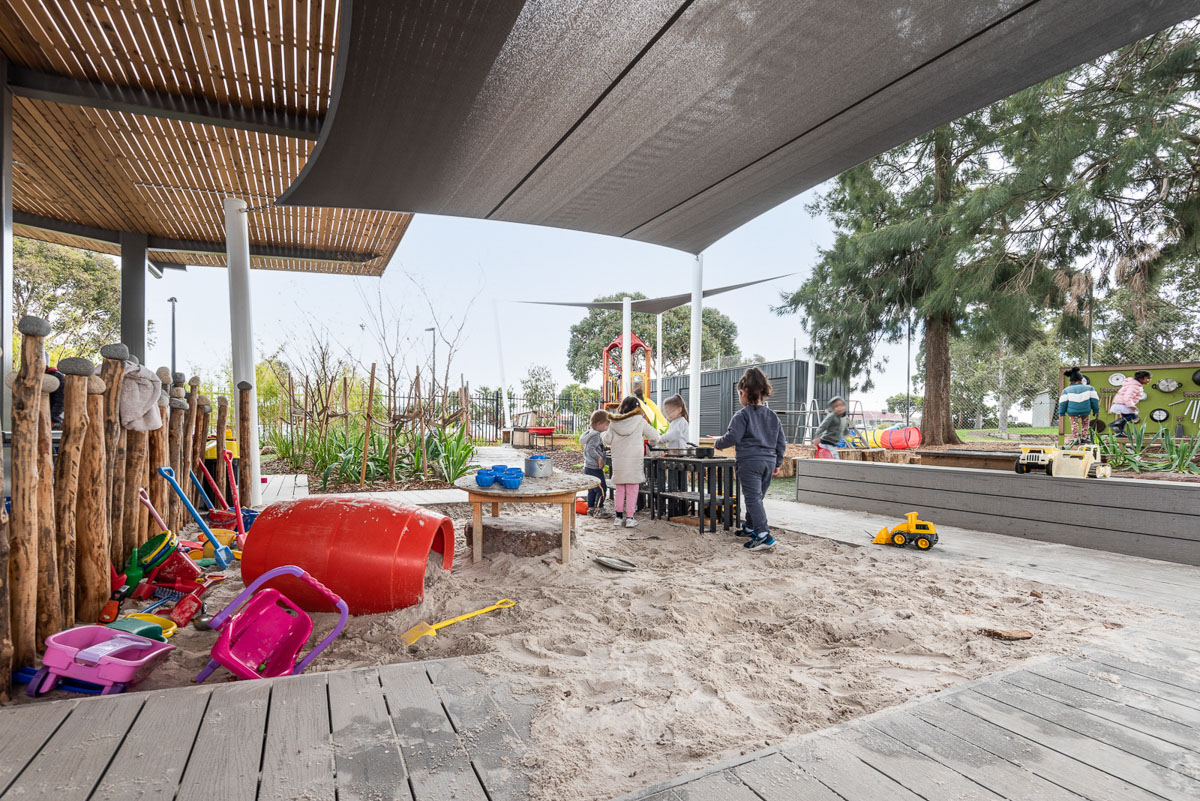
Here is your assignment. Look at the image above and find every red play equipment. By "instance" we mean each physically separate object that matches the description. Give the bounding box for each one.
[240,495,454,615]
[601,332,651,409]
[880,426,922,449]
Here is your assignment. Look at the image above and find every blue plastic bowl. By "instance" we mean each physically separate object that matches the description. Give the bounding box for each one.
[476,471,497,487]
[499,475,522,490]
[505,468,524,477]
[530,455,548,460]
[491,465,507,473]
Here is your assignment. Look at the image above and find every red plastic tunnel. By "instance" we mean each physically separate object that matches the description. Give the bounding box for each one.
[240,495,454,615]
[880,427,922,450]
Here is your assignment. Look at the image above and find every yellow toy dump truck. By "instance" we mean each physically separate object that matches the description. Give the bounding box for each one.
[1014,443,1111,478]
[872,512,938,550]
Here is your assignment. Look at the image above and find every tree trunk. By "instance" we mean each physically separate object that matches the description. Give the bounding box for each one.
[76,393,110,624]
[237,383,253,501]
[99,356,126,534]
[54,373,88,624]
[214,397,229,507]
[149,404,170,529]
[920,314,963,446]
[122,430,148,558]
[109,430,127,566]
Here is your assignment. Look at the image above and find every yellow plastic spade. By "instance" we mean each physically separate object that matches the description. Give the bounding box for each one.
[400,599,516,647]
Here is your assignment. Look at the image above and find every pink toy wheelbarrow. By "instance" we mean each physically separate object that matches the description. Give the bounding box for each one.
[28,625,175,697]
[194,565,348,682]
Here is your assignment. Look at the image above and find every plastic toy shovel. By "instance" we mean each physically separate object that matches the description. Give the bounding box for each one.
[158,466,234,569]
[400,599,515,647]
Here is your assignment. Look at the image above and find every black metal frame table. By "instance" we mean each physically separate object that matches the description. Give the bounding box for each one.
[646,455,740,533]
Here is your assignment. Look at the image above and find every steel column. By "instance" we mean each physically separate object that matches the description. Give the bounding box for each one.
[621,297,632,400]
[119,232,148,362]
[224,198,261,505]
[688,255,702,438]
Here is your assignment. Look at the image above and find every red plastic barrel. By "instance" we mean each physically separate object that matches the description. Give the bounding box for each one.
[880,426,922,450]
[240,495,454,615]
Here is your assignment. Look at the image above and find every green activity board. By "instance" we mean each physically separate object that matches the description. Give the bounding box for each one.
[1064,361,1200,443]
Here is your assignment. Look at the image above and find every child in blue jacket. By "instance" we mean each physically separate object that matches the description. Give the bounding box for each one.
[1057,367,1100,445]
[714,367,786,551]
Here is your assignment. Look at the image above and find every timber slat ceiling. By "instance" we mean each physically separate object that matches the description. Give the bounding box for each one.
[2,0,410,276]
[279,0,1199,255]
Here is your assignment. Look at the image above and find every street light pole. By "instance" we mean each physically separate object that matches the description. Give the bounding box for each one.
[168,296,178,374]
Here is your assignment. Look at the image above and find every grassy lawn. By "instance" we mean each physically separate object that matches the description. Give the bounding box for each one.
[767,476,794,500]
[955,426,1057,442]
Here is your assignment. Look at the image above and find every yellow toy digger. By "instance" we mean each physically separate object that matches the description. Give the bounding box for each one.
[873,512,938,550]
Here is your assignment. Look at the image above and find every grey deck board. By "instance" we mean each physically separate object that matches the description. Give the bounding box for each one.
[427,660,532,801]
[176,681,271,801]
[911,699,1165,801]
[868,712,1083,801]
[258,672,335,801]
[1039,661,1200,729]
[1004,667,1200,753]
[91,688,212,801]
[732,752,844,801]
[0,699,77,796]
[2,692,143,801]
[327,667,413,801]
[970,680,1200,778]
[671,771,760,801]
[783,736,924,800]
[827,724,1005,800]
[1087,654,1200,707]
[945,689,1200,798]
[379,662,489,801]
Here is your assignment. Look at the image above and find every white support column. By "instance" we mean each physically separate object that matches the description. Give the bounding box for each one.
[224,197,261,505]
[807,331,818,444]
[689,254,702,437]
[492,299,510,430]
[621,296,632,400]
[655,312,663,408]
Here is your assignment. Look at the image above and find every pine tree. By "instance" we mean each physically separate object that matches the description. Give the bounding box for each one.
[778,21,1200,446]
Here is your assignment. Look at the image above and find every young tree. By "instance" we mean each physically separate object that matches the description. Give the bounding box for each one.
[565,294,741,382]
[14,238,121,358]
[520,365,556,414]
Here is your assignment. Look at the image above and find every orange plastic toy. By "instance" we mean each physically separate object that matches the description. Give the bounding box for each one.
[240,495,454,615]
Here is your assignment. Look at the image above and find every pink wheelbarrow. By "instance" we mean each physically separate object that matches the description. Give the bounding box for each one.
[194,565,348,682]
[28,625,175,697]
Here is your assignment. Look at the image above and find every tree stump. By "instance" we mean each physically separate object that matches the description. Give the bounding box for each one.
[148,393,169,535]
[183,378,200,506]
[168,396,188,533]
[10,317,49,669]
[36,382,62,647]
[238,382,253,502]
[99,344,128,535]
[76,378,110,624]
[214,395,229,506]
[122,430,148,559]
[54,358,92,626]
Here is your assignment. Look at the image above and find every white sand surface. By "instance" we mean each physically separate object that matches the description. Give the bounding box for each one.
[17,506,1152,800]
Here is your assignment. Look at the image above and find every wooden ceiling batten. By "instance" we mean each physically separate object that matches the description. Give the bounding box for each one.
[4,0,410,277]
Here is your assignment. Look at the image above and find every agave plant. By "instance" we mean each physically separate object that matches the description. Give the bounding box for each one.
[434,424,477,482]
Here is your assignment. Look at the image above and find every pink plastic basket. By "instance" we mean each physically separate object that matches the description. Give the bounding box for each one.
[29,625,175,696]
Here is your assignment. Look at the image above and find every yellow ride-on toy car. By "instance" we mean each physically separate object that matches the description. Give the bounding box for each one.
[1015,444,1111,478]
[872,512,938,550]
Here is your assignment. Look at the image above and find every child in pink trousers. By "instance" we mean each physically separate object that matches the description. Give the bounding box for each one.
[601,396,661,528]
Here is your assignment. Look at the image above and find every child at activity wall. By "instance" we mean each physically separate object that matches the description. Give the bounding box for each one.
[580,410,611,517]
[1110,370,1152,437]
[601,396,660,528]
[659,394,691,448]
[714,367,786,551]
[812,396,849,459]
[1057,367,1100,444]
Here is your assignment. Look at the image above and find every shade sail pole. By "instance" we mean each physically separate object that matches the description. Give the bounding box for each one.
[224,197,261,505]
[492,299,510,430]
[655,312,663,408]
[621,296,632,401]
[689,254,702,437]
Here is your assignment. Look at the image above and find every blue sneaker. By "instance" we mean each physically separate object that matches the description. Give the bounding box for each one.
[744,532,776,550]
[737,523,756,537]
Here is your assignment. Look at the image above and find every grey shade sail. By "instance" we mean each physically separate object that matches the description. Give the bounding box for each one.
[279,0,1197,254]
[519,274,794,314]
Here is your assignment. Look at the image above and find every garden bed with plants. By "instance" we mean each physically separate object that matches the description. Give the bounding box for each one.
[1099,425,1200,482]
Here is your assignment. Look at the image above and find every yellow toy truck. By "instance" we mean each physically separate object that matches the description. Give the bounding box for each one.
[1014,443,1111,478]
[872,512,938,550]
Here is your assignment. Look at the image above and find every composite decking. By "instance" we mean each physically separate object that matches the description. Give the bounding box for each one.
[0,659,536,801]
[617,627,1200,801]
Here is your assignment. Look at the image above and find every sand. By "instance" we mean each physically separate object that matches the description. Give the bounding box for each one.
[17,506,1152,800]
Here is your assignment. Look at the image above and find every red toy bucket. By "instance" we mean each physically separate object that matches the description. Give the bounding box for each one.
[880,427,922,450]
[240,496,454,615]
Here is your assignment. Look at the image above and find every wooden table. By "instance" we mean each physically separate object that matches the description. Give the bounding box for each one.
[453,472,599,564]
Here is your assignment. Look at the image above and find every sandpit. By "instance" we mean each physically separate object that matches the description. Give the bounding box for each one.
[24,506,1152,800]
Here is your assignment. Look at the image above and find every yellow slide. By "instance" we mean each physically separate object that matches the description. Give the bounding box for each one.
[637,397,670,434]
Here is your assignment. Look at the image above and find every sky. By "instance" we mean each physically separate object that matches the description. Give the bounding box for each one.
[138,186,917,412]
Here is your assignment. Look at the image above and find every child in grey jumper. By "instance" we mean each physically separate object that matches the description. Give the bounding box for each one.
[714,367,786,551]
[580,409,611,516]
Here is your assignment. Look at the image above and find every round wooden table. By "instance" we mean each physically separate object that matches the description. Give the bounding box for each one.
[453,472,599,564]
